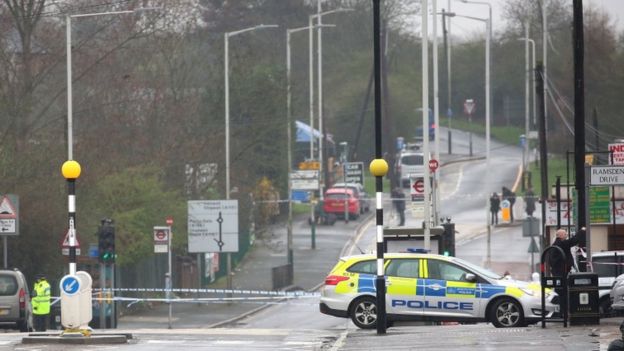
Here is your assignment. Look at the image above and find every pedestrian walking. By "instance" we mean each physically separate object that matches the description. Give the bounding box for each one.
[31,274,51,332]
[525,187,536,217]
[392,187,406,226]
[502,186,516,223]
[489,192,500,225]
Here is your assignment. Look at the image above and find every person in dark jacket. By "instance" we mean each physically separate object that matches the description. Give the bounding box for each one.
[392,187,406,226]
[549,227,586,277]
[525,188,536,217]
[489,192,500,225]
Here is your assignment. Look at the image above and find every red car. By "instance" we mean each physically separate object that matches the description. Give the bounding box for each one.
[323,188,360,220]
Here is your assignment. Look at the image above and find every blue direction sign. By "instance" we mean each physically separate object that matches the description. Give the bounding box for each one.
[60,275,81,296]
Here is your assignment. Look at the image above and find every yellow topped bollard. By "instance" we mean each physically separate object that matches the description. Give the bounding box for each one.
[369,159,388,177]
[61,160,81,180]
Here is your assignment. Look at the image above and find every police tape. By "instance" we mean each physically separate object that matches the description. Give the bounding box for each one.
[91,287,320,297]
[50,295,318,306]
[588,261,624,266]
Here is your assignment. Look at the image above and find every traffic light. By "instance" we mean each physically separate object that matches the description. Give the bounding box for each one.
[98,219,115,264]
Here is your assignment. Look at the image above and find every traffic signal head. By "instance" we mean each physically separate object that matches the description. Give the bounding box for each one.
[98,219,115,264]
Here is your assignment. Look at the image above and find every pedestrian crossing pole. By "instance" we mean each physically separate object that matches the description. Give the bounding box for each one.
[62,160,81,275]
[371,0,388,335]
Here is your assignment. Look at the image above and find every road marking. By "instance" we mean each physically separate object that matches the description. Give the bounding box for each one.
[214,340,254,345]
[329,329,349,351]
[441,163,466,200]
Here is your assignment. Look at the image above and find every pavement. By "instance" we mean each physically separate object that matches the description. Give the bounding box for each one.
[111,149,624,349]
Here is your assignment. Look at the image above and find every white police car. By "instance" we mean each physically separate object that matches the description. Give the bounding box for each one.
[320,253,559,329]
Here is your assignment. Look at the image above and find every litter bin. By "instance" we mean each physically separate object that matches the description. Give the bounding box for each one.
[568,272,599,325]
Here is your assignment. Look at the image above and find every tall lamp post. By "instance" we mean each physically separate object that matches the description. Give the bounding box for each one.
[224,24,278,290]
[308,8,353,203]
[518,33,536,173]
[65,9,150,275]
[447,11,491,264]
[287,24,332,266]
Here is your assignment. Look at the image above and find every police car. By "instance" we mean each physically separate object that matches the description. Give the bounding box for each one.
[319,253,559,329]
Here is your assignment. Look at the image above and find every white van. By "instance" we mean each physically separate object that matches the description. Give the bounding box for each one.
[396,152,424,188]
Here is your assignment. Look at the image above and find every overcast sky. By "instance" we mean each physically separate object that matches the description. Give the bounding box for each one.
[440,0,624,38]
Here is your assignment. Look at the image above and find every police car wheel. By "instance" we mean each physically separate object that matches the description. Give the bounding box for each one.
[350,296,377,329]
[489,298,524,328]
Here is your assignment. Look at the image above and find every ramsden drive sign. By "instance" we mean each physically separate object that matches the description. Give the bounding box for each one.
[590,166,624,186]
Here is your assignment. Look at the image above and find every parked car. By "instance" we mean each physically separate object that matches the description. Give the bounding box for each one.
[323,188,360,220]
[332,182,370,213]
[320,253,559,329]
[589,250,624,316]
[0,269,32,332]
[396,152,424,188]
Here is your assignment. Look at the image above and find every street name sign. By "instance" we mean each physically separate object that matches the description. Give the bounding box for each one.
[188,200,239,253]
[344,162,364,185]
[590,166,624,186]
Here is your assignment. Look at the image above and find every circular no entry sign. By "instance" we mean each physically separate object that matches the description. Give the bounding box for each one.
[429,159,439,172]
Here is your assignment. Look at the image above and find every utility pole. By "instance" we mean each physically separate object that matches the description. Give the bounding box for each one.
[536,63,548,252]
[573,0,587,250]
[442,9,452,155]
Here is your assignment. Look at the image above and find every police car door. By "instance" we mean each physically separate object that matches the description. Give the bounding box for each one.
[424,258,480,318]
[385,258,424,316]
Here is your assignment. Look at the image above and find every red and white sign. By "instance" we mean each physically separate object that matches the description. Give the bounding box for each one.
[609,143,624,165]
[463,99,476,115]
[61,229,81,256]
[546,200,571,227]
[0,196,17,219]
[410,176,424,202]
[429,159,439,172]
[166,216,174,226]
[153,226,170,242]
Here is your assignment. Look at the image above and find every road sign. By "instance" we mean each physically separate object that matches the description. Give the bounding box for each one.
[188,200,239,253]
[299,160,320,170]
[154,244,168,253]
[61,229,81,256]
[528,238,539,253]
[290,170,320,190]
[609,143,624,165]
[522,217,540,237]
[428,159,439,172]
[410,176,424,202]
[60,275,81,296]
[590,166,624,186]
[0,219,15,233]
[0,195,18,236]
[344,162,364,185]
[154,226,170,242]
[463,99,476,115]
[60,271,92,329]
[166,216,174,226]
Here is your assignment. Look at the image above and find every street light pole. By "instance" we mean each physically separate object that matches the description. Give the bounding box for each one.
[446,10,491,265]
[287,24,332,266]
[224,23,277,291]
[432,0,440,226]
[309,8,354,203]
[422,0,431,251]
[65,9,139,275]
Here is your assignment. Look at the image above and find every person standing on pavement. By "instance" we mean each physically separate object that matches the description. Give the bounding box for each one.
[489,192,500,225]
[392,187,406,226]
[549,227,586,277]
[31,274,51,332]
[525,187,536,217]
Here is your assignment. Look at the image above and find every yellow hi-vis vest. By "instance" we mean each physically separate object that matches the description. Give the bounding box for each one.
[32,280,51,315]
